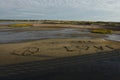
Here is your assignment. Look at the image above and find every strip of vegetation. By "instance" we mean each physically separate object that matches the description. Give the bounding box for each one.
[8,23,33,27]
[41,20,120,26]
[1,20,120,27]
[91,29,113,34]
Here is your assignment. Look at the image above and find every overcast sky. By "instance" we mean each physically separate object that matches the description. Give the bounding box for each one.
[0,0,120,21]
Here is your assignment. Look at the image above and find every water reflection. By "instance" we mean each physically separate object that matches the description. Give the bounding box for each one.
[0,28,119,43]
[106,34,120,41]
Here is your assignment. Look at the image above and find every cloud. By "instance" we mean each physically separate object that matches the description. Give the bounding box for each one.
[1,0,120,11]
[15,12,46,17]
[0,0,120,21]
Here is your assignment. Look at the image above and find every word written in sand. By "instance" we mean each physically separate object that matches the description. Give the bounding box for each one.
[11,45,114,56]
[64,45,114,52]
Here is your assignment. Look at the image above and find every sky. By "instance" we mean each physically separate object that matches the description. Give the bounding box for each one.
[0,0,120,21]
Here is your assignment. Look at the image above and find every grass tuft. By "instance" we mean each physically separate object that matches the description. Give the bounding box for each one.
[91,29,113,34]
[9,23,33,27]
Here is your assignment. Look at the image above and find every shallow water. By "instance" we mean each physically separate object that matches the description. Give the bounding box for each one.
[0,28,119,43]
[106,34,120,41]
[0,28,90,43]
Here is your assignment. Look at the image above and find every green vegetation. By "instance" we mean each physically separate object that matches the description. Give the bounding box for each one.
[41,20,120,26]
[91,29,113,34]
[8,23,33,27]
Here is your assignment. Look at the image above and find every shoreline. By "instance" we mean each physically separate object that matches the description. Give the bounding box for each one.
[0,23,119,65]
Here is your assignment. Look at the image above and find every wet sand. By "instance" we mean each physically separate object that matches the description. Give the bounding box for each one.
[0,38,119,65]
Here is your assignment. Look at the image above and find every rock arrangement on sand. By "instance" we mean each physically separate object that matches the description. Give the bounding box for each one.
[11,47,40,56]
[11,40,118,57]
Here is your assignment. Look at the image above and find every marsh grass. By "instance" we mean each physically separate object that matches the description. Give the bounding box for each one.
[91,29,113,34]
[9,23,33,27]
